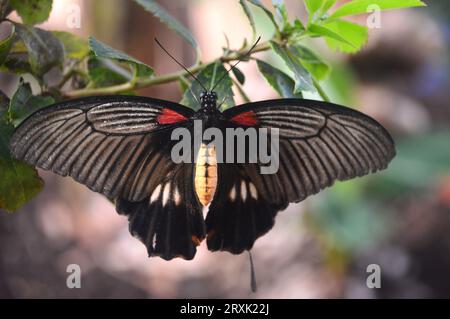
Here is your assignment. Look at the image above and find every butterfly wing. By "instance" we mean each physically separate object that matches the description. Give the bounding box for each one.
[206,98,396,254]
[10,95,193,201]
[205,162,286,254]
[224,98,396,202]
[11,95,205,260]
[116,163,205,260]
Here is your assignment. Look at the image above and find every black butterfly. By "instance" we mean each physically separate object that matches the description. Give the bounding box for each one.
[10,90,395,260]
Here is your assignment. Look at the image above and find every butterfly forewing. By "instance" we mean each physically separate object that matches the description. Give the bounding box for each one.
[10,96,194,202]
[224,99,396,204]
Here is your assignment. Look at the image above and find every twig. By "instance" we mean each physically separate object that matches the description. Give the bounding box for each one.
[313,78,330,102]
[64,41,271,98]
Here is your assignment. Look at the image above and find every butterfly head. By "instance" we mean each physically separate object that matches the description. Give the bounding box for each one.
[200,91,218,111]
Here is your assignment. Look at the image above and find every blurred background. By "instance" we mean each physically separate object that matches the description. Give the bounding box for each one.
[0,0,449,298]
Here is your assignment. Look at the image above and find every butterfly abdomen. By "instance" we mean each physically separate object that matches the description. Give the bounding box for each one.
[194,143,217,206]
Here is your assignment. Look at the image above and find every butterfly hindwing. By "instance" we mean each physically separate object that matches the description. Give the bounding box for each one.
[205,163,286,254]
[116,163,205,260]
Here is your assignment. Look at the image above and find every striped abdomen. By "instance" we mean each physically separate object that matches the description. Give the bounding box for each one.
[194,143,217,206]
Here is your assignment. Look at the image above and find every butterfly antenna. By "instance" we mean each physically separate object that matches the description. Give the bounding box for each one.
[248,250,257,293]
[211,36,261,92]
[154,38,208,92]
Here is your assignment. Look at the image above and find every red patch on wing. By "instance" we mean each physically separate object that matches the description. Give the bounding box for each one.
[157,108,188,124]
[230,111,258,126]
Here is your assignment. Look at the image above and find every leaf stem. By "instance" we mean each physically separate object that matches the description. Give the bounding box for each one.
[312,78,330,102]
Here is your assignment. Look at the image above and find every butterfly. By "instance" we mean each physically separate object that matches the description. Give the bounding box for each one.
[10,89,396,260]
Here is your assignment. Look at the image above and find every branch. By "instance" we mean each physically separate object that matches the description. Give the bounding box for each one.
[64,41,271,98]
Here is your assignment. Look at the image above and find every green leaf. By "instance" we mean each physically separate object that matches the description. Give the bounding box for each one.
[304,0,324,17]
[9,36,27,54]
[304,0,338,24]
[8,81,54,126]
[307,23,355,47]
[88,36,147,66]
[134,63,154,79]
[52,31,89,59]
[321,0,337,14]
[270,41,314,93]
[15,24,64,77]
[87,57,129,88]
[0,119,44,212]
[322,20,368,53]
[283,18,306,42]
[178,76,190,94]
[180,62,235,111]
[89,36,153,79]
[0,90,9,119]
[239,0,256,36]
[0,24,14,65]
[329,0,426,19]
[289,45,330,80]
[134,0,198,51]
[272,0,288,30]
[305,0,337,21]
[231,67,245,85]
[257,60,302,98]
[0,55,32,74]
[246,0,278,30]
[10,0,52,25]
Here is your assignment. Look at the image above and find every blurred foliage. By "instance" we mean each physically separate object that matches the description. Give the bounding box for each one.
[8,80,54,126]
[372,131,450,194]
[134,0,198,53]
[0,0,426,211]
[9,0,52,25]
[0,119,43,212]
[308,130,450,269]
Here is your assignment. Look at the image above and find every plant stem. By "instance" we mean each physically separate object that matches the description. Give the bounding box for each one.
[64,41,272,98]
[313,78,330,102]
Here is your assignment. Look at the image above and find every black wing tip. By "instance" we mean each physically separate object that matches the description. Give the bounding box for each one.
[207,244,254,255]
[148,250,197,261]
[128,228,200,261]
[205,214,277,255]
[118,197,204,261]
[375,125,397,170]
